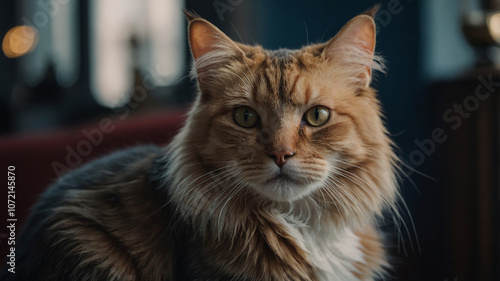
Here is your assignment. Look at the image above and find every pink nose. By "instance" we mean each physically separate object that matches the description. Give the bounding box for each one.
[268,150,295,168]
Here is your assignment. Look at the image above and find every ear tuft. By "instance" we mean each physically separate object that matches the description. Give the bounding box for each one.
[363,5,380,18]
[322,11,384,88]
[184,10,201,22]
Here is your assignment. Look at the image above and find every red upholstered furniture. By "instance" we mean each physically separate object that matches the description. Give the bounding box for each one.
[0,110,187,263]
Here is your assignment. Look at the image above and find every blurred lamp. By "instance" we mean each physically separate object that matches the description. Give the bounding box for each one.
[462,1,500,44]
[462,11,500,45]
[488,13,500,42]
[461,0,500,66]
[2,26,38,58]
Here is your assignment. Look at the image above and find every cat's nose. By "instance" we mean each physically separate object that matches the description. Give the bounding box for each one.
[267,150,295,168]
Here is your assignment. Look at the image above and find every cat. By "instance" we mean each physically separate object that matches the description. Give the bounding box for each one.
[1,6,399,281]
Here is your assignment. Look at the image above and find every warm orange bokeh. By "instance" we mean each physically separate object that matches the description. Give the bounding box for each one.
[2,26,38,58]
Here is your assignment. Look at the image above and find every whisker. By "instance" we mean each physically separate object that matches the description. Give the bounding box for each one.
[229,21,256,82]
[330,163,420,255]
[396,156,436,182]
[216,180,246,235]
[303,20,309,45]
[320,183,350,224]
[325,176,371,225]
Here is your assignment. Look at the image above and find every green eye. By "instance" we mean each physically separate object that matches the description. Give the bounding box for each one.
[304,105,330,127]
[234,107,259,128]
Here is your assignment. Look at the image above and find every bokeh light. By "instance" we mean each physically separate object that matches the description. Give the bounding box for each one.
[2,26,38,58]
[488,13,500,43]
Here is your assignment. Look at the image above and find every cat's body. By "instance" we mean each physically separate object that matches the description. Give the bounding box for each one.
[1,146,382,281]
[1,8,398,281]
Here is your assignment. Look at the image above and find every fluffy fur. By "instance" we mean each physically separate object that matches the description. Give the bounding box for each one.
[0,7,398,281]
[168,7,396,280]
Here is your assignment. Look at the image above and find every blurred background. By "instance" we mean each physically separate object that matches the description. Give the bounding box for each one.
[1,0,499,280]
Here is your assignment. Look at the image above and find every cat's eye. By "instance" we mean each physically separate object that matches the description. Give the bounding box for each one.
[234,107,259,128]
[304,106,330,127]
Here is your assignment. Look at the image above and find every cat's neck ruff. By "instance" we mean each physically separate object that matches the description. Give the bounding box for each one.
[166,142,374,281]
[262,200,370,281]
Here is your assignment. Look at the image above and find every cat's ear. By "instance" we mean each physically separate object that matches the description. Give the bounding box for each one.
[186,14,242,61]
[322,7,384,89]
[185,13,244,93]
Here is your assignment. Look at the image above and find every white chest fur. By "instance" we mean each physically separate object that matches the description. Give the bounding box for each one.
[278,211,367,281]
[304,228,365,281]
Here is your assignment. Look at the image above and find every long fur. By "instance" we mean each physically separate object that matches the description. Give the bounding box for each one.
[167,7,397,280]
[1,8,399,281]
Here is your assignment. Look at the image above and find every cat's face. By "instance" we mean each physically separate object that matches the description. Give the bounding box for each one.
[183,12,394,213]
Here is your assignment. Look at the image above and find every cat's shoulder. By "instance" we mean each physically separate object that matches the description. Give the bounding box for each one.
[55,144,165,187]
[35,144,166,208]
[0,145,173,281]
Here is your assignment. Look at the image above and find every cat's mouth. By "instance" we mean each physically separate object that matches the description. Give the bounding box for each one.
[263,172,300,185]
[257,172,315,202]
[264,170,303,185]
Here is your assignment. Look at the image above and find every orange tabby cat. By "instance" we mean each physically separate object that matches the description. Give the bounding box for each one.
[169,8,395,280]
[1,7,397,281]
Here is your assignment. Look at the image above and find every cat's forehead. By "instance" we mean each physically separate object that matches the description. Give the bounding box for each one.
[247,48,319,110]
[261,48,308,70]
[265,49,296,61]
